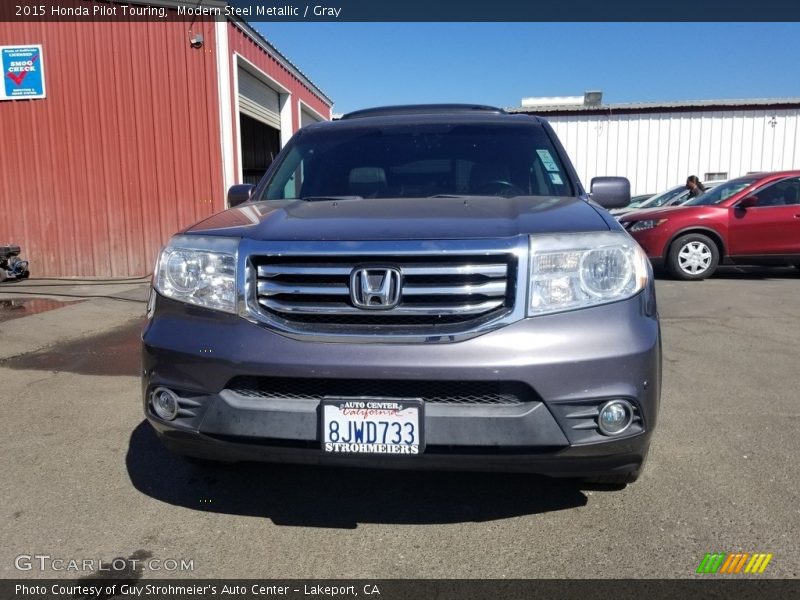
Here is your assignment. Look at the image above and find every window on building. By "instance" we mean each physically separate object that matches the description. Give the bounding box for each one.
[704,172,728,182]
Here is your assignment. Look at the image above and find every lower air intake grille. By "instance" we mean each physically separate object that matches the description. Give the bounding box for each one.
[227,377,535,406]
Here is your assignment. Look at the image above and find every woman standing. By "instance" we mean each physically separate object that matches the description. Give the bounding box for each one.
[686,175,706,199]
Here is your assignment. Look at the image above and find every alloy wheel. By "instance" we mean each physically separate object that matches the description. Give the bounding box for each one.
[678,241,712,275]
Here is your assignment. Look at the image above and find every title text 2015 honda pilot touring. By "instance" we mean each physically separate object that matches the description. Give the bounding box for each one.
[142,105,661,485]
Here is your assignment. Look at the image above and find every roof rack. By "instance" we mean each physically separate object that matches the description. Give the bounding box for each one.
[340,104,506,120]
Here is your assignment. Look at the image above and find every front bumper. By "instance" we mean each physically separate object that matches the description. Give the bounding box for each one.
[625,226,670,263]
[142,290,660,477]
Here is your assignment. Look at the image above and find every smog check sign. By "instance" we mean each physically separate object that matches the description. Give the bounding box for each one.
[1,45,46,100]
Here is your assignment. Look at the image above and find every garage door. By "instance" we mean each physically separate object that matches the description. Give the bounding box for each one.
[301,107,321,128]
[238,67,281,130]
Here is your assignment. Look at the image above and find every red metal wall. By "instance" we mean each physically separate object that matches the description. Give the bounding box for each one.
[0,14,222,277]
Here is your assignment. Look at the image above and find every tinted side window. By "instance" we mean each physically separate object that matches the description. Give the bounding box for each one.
[753,177,800,207]
[264,146,305,200]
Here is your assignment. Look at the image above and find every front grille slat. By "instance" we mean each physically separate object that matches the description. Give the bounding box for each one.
[398,264,508,277]
[251,252,516,335]
[402,280,507,296]
[256,263,509,278]
[257,281,350,296]
[258,265,353,277]
[259,298,506,316]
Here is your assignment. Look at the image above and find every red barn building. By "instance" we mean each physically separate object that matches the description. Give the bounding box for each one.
[0,1,332,277]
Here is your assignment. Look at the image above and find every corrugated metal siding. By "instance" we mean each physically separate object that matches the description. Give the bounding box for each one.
[546,109,800,194]
[0,13,222,277]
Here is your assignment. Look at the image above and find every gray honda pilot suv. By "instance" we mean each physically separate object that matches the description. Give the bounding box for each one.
[142,104,661,485]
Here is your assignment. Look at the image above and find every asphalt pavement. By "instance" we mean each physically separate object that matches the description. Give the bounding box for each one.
[0,267,798,579]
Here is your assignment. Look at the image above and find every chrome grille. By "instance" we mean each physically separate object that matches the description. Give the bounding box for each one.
[251,253,515,333]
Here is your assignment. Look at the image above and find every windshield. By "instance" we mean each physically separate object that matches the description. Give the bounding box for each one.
[628,194,654,207]
[638,186,687,209]
[683,177,760,206]
[258,122,575,200]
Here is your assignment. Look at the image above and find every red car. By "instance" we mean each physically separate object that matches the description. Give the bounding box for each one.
[620,171,800,279]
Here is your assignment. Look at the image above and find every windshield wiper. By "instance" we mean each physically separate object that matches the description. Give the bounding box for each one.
[299,195,363,202]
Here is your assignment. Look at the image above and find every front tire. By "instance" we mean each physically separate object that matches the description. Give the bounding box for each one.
[668,233,719,280]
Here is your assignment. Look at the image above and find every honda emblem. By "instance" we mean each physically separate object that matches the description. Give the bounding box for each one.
[350,267,402,310]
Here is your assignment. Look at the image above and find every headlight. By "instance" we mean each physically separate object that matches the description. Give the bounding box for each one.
[529,232,649,316]
[154,236,238,313]
[629,219,666,232]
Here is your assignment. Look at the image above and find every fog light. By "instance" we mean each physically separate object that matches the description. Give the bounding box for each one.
[151,387,179,421]
[597,399,633,435]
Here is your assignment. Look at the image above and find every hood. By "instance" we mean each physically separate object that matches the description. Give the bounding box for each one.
[619,204,712,222]
[609,207,638,216]
[184,196,611,240]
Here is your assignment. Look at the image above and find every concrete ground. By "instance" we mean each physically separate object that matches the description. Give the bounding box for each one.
[0,268,798,579]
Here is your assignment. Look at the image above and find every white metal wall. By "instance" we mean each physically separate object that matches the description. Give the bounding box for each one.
[545,109,800,194]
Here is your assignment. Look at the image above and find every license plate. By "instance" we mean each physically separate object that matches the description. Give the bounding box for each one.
[321,397,424,455]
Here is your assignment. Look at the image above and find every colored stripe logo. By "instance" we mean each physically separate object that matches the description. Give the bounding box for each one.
[697,552,773,574]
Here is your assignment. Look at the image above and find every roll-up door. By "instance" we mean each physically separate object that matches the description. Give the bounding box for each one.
[301,107,320,128]
[238,67,281,130]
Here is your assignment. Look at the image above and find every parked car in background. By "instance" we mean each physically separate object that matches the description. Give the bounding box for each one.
[611,185,686,217]
[611,182,724,217]
[620,171,800,280]
[624,193,656,209]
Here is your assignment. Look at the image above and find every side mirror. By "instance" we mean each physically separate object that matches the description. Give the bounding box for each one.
[227,184,255,208]
[737,196,758,209]
[590,177,631,209]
